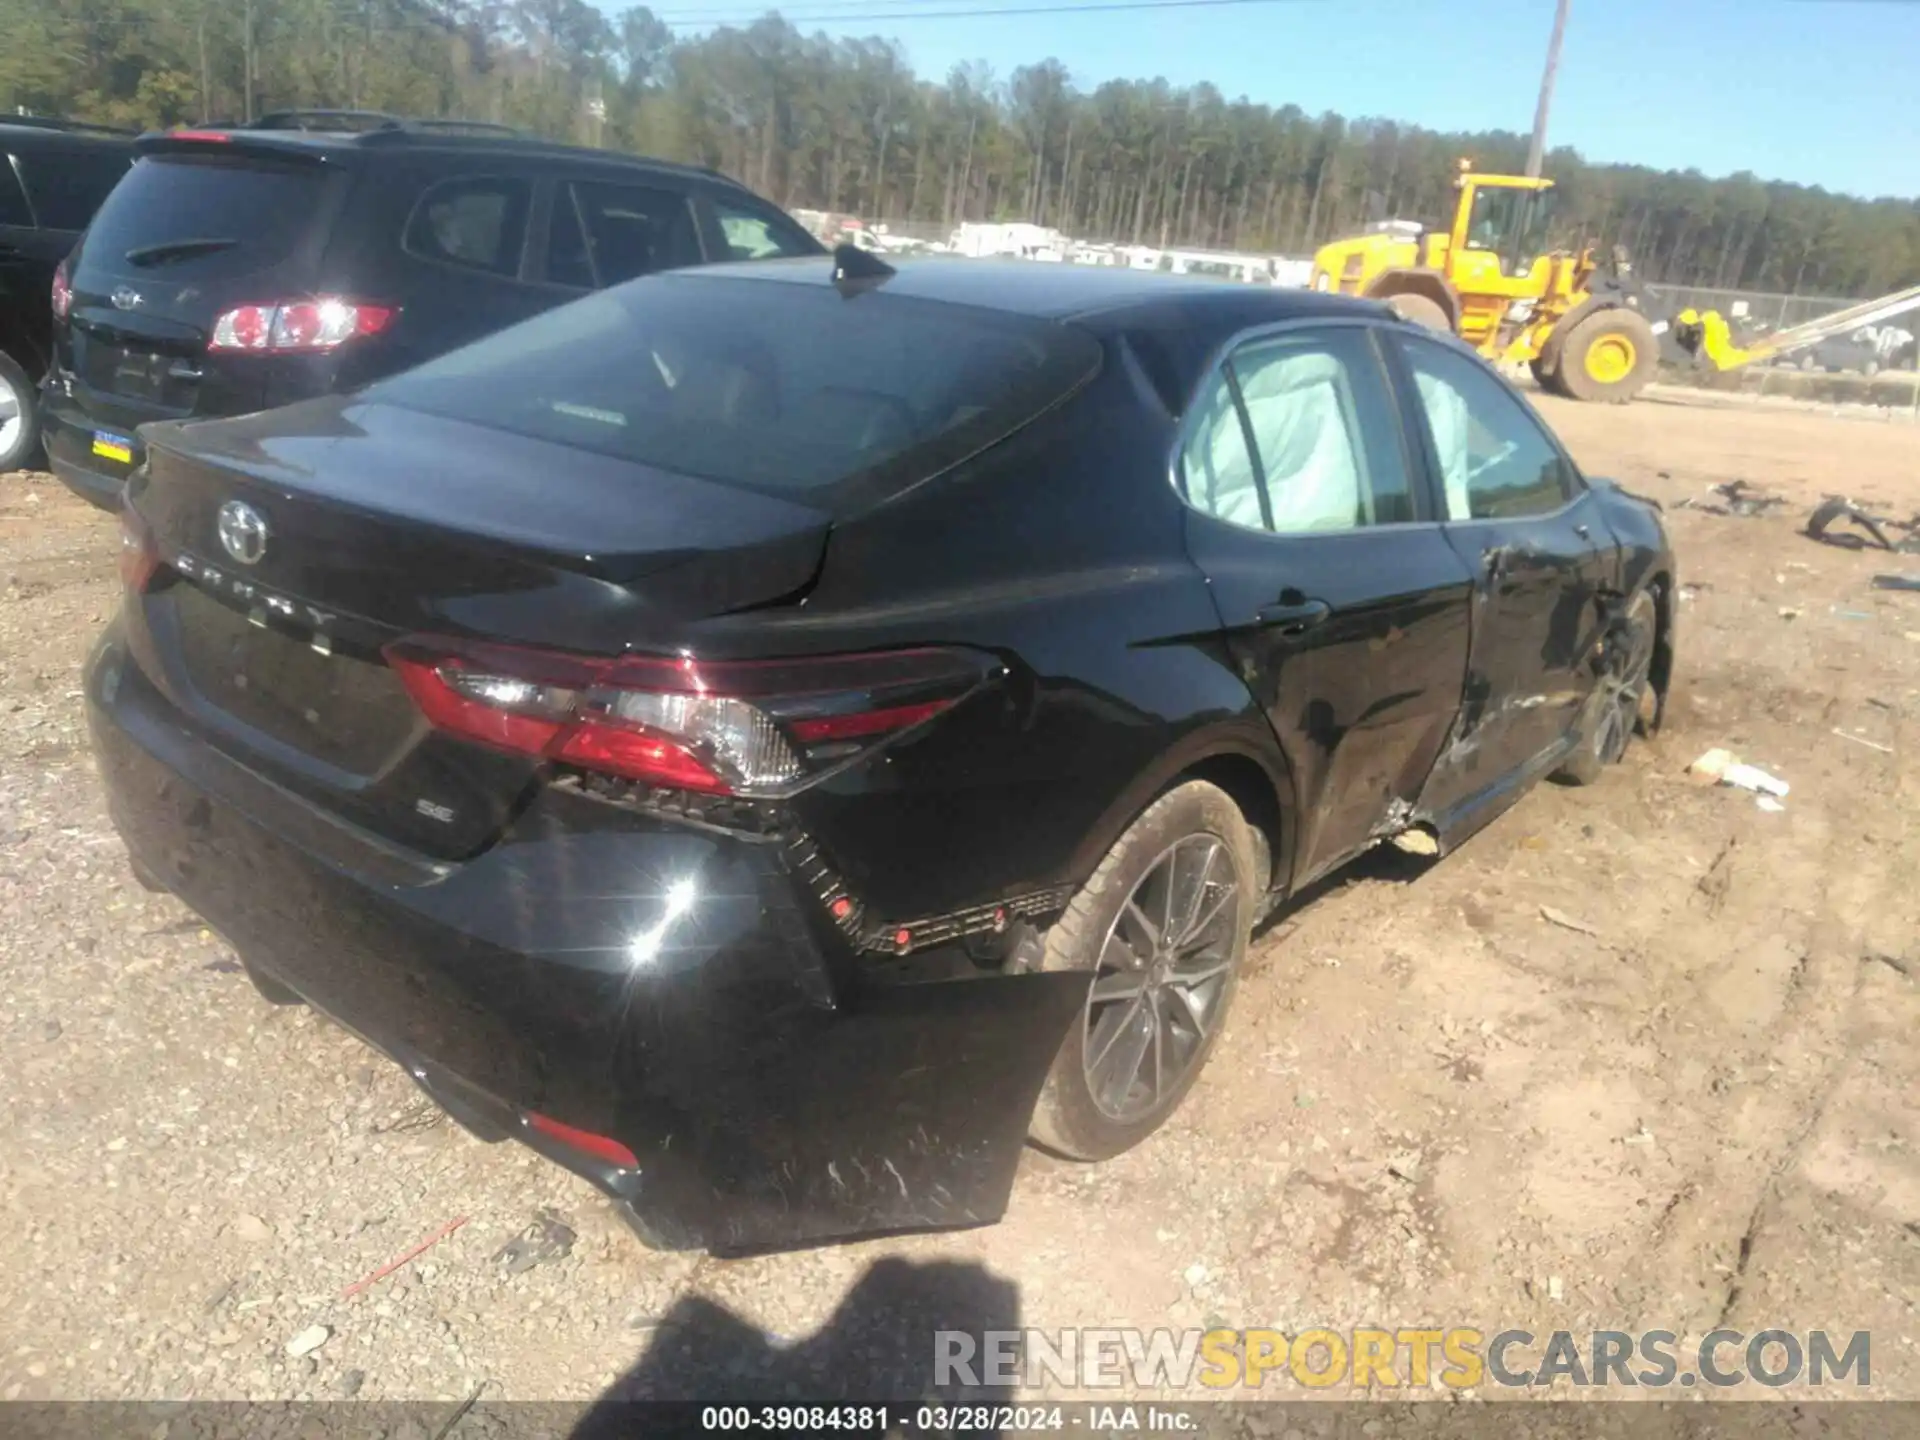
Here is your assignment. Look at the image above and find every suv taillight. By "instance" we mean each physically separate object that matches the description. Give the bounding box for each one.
[209,298,396,354]
[384,639,993,797]
[51,260,71,322]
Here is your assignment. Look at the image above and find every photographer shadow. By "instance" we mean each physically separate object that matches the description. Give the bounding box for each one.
[570,1256,1022,1438]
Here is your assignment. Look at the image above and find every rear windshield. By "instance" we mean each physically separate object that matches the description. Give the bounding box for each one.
[78,154,324,279]
[369,272,1102,501]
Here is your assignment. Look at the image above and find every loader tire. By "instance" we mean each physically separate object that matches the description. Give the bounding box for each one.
[1383,292,1452,333]
[1529,356,1571,398]
[1556,308,1658,404]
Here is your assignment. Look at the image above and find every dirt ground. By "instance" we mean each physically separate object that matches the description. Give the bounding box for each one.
[3,389,1920,1408]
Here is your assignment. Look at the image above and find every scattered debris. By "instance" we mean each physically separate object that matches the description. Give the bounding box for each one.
[202,958,243,974]
[335,1369,366,1398]
[341,1215,469,1300]
[1868,953,1915,980]
[1695,839,1736,917]
[1806,496,1920,553]
[1687,749,1790,798]
[39,1019,60,1042]
[1547,1274,1565,1302]
[431,1382,488,1440]
[1832,728,1894,755]
[285,1324,331,1359]
[1677,582,1711,603]
[1686,479,1786,517]
[1872,574,1920,593]
[491,1209,575,1276]
[1540,904,1601,938]
[232,1213,273,1244]
[1778,607,1802,621]
[1389,827,1439,857]
[1183,1261,1210,1288]
[1756,796,1787,814]
[1386,1153,1423,1185]
[1623,1125,1656,1147]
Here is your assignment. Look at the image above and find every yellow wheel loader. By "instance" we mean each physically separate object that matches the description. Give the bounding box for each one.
[1311,160,1662,403]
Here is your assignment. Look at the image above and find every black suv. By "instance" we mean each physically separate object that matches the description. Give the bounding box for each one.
[0,118,136,472]
[42,110,824,508]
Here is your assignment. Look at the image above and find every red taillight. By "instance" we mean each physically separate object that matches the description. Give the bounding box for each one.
[51,259,71,322]
[167,129,233,142]
[119,510,158,593]
[384,639,989,798]
[209,298,396,354]
[524,1111,639,1170]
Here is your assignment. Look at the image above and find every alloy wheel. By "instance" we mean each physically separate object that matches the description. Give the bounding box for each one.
[1081,833,1240,1124]
[1591,593,1658,765]
[0,373,21,460]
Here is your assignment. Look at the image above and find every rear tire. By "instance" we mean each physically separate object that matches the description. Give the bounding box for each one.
[1556,308,1658,404]
[1030,781,1257,1161]
[1382,292,1452,333]
[0,353,40,475]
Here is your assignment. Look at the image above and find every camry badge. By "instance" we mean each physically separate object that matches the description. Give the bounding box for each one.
[217,499,269,566]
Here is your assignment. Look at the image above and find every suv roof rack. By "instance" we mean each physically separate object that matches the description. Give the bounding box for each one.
[247,109,524,137]
[1,113,138,137]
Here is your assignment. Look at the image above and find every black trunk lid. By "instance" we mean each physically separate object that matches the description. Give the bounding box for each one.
[126,397,831,859]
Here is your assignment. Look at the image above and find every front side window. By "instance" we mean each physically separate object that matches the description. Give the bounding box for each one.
[1179,327,1415,534]
[712,198,815,261]
[403,176,531,277]
[1397,335,1578,521]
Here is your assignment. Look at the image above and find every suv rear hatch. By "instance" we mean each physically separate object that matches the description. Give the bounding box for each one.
[59,139,354,441]
[117,268,1099,863]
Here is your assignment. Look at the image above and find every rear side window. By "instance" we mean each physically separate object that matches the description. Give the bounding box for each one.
[369,274,1102,504]
[16,146,130,231]
[1179,328,1414,533]
[712,197,815,260]
[0,159,30,227]
[404,176,531,278]
[566,182,701,285]
[79,155,323,279]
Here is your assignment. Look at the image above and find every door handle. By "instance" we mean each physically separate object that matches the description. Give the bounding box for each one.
[167,361,204,381]
[1256,597,1331,635]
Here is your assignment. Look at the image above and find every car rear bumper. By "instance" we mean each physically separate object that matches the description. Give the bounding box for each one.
[86,625,1086,1252]
[42,386,135,510]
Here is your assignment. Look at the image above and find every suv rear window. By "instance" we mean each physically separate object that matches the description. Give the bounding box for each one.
[78,154,324,279]
[370,272,1101,502]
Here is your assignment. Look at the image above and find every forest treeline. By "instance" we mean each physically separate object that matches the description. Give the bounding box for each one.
[5,0,1916,297]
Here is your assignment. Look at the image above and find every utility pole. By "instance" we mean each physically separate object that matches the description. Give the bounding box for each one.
[243,0,256,123]
[1525,0,1569,178]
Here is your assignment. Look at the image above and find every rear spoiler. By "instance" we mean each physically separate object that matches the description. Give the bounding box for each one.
[134,130,335,165]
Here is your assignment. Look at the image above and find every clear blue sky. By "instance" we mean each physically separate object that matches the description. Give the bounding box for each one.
[637,0,1920,199]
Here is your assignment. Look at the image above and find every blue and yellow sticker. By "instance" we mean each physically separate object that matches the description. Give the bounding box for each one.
[91,430,134,465]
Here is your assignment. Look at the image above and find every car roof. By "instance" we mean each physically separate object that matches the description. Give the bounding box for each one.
[132,127,745,190]
[679,255,1389,325]
[0,122,136,151]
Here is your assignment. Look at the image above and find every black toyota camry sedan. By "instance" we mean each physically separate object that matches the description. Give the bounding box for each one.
[87,253,1675,1253]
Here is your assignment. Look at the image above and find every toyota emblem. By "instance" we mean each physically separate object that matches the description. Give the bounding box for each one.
[110,285,143,311]
[217,500,269,566]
